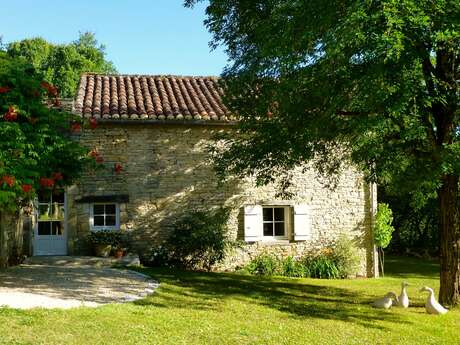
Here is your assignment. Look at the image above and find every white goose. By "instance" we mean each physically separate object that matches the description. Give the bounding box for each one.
[420,287,448,315]
[394,282,410,308]
[372,292,397,309]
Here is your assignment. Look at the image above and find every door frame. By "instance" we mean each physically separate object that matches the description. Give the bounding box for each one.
[32,191,68,256]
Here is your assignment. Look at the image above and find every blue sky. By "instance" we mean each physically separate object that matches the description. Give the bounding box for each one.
[1,0,228,76]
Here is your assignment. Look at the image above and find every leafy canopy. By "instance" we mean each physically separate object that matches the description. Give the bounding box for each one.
[0,52,91,210]
[6,32,116,98]
[187,0,460,206]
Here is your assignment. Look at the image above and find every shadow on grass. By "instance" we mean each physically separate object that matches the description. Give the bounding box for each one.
[133,267,410,330]
[385,255,439,279]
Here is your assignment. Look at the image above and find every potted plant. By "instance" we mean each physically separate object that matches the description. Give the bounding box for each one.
[113,244,125,258]
[88,230,120,257]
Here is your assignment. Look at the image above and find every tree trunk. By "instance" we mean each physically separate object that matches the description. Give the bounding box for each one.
[438,174,460,305]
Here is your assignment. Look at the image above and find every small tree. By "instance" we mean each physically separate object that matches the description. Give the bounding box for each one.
[374,203,395,277]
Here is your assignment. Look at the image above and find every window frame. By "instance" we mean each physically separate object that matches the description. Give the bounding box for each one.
[261,206,290,240]
[89,203,120,231]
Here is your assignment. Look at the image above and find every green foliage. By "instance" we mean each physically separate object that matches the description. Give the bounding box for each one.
[333,235,361,278]
[303,254,340,279]
[246,253,281,276]
[374,203,395,249]
[187,0,460,301]
[154,207,233,271]
[280,255,306,277]
[147,245,172,267]
[0,52,91,210]
[87,230,122,246]
[188,0,460,201]
[381,190,439,256]
[6,32,116,98]
[245,242,358,279]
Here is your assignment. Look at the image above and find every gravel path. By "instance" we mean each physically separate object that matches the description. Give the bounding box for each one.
[0,259,158,309]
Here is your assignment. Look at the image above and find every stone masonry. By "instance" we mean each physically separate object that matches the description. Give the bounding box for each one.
[66,122,378,277]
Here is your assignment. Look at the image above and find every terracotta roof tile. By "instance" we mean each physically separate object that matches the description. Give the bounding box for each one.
[74,74,231,121]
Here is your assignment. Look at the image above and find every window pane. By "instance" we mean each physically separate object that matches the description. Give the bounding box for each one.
[52,192,64,203]
[38,222,51,235]
[94,216,105,226]
[105,216,116,226]
[274,222,285,236]
[93,205,105,215]
[38,192,50,203]
[274,208,284,221]
[50,203,64,220]
[38,204,51,220]
[105,204,116,214]
[52,221,63,235]
[263,208,273,221]
[263,223,273,236]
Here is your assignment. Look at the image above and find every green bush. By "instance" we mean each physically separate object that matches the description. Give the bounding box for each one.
[304,254,340,279]
[246,253,281,276]
[87,230,122,246]
[147,244,171,267]
[245,238,360,279]
[163,207,233,271]
[281,256,306,277]
[333,235,361,278]
[374,203,396,276]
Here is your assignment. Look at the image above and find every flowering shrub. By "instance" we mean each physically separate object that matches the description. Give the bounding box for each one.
[0,52,92,210]
[245,237,360,279]
[87,230,122,246]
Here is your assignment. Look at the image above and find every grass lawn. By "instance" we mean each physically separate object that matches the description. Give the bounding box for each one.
[0,256,458,345]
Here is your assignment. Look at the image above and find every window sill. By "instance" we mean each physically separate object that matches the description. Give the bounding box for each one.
[90,228,120,232]
[259,238,290,246]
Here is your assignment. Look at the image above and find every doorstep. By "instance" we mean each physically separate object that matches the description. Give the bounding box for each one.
[23,255,141,268]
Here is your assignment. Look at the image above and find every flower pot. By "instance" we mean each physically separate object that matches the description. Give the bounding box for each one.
[94,244,112,257]
[114,248,124,259]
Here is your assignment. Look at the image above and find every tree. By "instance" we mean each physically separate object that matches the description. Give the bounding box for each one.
[5,32,116,98]
[374,203,395,277]
[186,0,460,305]
[0,51,91,216]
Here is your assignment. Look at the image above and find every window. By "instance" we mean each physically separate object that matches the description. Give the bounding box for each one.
[37,191,65,236]
[262,206,288,239]
[90,203,119,230]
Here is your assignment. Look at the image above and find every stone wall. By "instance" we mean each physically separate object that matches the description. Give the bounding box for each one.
[67,122,377,277]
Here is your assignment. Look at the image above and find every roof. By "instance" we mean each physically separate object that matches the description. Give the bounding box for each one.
[73,74,232,121]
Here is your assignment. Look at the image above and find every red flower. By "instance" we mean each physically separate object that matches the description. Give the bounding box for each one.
[22,184,33,193]
[40,81,59,97]
[53,98,61,107]
[96,156,104,164]
[89,149,99,158]
[89,118,97,129]
[51,172,63,181]
[1,175,15,187]
[39,177,55,188]
[114,163,123,174]
[71,122,82,133]
[0,86,11,94]
[3,106,18,121]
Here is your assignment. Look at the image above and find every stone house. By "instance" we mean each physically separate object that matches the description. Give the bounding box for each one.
[30,73,378,277]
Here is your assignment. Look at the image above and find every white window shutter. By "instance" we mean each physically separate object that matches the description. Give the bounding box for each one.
[294,204,311,241]
[244,205,263,242]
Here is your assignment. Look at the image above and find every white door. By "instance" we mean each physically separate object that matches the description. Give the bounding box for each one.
[33,191,67,256]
